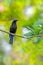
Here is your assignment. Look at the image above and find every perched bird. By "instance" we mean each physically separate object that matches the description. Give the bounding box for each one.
[9,20,17,45]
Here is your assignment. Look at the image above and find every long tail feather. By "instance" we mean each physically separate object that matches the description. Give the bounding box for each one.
[9,35,14,45]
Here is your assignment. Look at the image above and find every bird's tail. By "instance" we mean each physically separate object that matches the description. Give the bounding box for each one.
[9,35,14,45]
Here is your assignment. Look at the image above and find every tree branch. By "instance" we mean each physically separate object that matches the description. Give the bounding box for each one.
[0,29,43,39]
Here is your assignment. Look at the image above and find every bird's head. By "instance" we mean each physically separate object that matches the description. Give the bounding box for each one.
[13,20,18,23]
[12,20,18,24]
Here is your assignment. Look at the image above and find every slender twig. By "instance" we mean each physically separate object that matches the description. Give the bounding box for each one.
[0,29,43,39]
[0,29,29,39]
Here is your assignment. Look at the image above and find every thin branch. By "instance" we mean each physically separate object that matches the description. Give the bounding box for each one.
[0,29,29,39]
[0,29,43,39]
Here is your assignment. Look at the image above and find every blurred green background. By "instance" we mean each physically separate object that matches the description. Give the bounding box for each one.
[0,0,43,65]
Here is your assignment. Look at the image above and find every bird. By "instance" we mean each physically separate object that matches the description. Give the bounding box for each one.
[9,20,17,45]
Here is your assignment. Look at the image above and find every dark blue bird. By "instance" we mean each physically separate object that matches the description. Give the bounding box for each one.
[9,20,17,45]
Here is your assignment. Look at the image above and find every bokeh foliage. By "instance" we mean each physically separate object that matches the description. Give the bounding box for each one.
[0,0,43,65]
